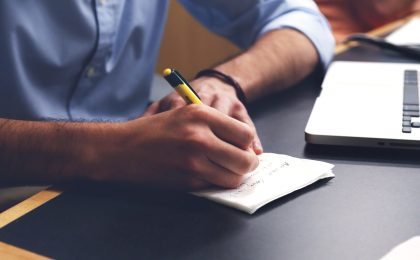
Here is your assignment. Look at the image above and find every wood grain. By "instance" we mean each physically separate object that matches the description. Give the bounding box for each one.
[156,1,239,79]
[0,188,61,229]
[0,242,50,260]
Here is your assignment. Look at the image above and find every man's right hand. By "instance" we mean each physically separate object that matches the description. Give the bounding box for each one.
[93,105,259,190]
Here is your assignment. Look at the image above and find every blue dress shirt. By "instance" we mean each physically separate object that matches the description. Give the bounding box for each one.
[0,0,334,121]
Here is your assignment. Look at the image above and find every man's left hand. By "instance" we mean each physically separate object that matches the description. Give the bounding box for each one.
[144,76,263,155]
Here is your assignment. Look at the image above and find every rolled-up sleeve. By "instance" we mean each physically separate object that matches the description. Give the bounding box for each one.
[179,0,335,68]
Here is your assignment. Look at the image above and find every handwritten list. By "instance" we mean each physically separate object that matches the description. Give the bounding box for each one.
[193,153,334,214]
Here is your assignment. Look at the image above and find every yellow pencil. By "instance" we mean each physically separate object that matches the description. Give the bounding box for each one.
[163,68,202,105]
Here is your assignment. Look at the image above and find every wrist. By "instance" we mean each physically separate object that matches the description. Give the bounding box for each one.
[77,121,125,182]
[195,69,248,106]
[194,76,237,97]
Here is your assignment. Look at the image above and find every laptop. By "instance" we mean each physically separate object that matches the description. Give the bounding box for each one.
[305,61,420,149]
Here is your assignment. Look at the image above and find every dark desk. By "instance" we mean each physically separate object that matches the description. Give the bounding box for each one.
[1,20,420,260]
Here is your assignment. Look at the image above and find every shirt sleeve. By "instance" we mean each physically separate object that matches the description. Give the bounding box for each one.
[178,0,335,68]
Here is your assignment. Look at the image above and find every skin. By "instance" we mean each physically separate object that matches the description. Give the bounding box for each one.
[0,29,318,190]
[351,0,419,27]
[145,29,318,154]
[0,106,257,190]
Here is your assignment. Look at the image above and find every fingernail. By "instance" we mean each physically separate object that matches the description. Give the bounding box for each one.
[253,139,263,155]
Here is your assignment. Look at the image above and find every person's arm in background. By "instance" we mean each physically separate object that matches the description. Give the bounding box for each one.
[351,0,420,28]
[145,0,335,153]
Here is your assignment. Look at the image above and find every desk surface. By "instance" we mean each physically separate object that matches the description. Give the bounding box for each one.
[1,16,420,260]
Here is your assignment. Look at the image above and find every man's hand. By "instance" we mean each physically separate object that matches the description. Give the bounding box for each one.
[0,105,258,190]
[0,29,319,187]
[144,76,263,155]
[96,105,259,190]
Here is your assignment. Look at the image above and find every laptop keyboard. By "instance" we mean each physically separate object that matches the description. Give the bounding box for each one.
[402,70,420,133]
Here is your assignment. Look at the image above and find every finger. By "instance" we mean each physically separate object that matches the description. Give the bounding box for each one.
[191,155,246,189]
[210,96,231,115]
[252,138,264,155]
[143,102,160,116]
[196,91,213,106]
[158,95,186,112]
[205,133,259,175]
[191,81,214,106]
[205,108,254,150]
[232,107,264,155]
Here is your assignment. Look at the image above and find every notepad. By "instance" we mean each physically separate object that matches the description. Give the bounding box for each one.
[386,18,420,46]
[380,237,420,260]
[192,153,334,214]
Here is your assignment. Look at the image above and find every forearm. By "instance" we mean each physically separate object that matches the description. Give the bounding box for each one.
[214,29,319,101]
[0,118,113,184]
[351,0,415,27]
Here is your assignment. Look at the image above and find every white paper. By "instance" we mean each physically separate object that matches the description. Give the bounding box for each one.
[386,18,420,46]
[380,237,420,260]
[192,153,334,214]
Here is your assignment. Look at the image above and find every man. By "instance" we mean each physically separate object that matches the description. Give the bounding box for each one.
[0,1,334,189]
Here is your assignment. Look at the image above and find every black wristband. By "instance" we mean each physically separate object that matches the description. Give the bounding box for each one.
[195,69,248,107]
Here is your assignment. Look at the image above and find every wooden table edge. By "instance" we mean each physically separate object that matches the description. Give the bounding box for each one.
[0,188,62,229]
[0,241,51,260]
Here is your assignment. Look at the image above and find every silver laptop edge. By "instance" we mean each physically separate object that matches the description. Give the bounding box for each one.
[305,61,420,150]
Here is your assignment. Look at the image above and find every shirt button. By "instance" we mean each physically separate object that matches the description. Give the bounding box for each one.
[86,67,96,78]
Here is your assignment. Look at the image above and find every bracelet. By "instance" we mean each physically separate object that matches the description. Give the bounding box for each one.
[195,69,248,106]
